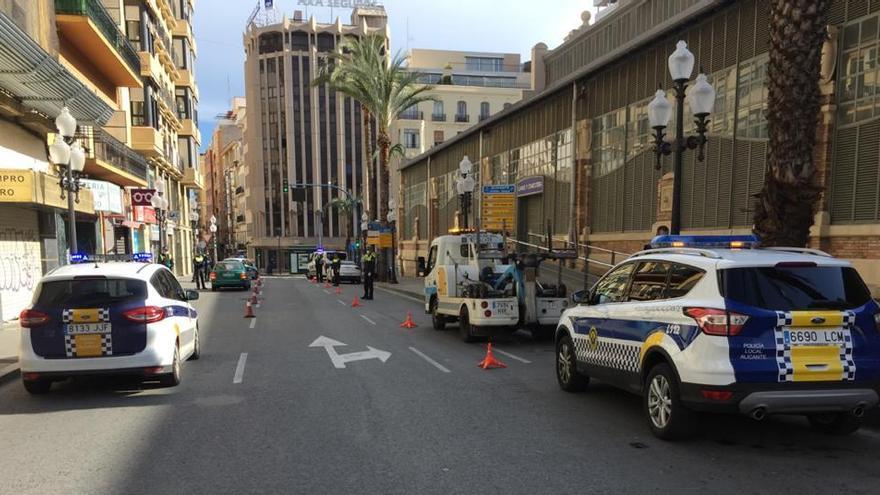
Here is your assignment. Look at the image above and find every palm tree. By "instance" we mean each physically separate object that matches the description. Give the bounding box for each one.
[327,196,362,255]
[753,0,830,247]
[315,35,434,223]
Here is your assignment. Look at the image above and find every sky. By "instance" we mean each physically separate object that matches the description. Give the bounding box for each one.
[194,0,597,151]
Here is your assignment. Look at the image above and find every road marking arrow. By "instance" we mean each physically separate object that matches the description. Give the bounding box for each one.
[309,336,391,369]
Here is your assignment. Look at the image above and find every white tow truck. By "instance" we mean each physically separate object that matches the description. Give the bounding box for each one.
[418,232,573,342]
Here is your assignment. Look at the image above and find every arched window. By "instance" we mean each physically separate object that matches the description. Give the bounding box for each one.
[480,101,490,120]
[456,101,468,122]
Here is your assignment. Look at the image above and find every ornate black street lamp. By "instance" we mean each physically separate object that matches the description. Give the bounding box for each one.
[648,40,716,235]
[456,155,476,230]
[48,107,86,256]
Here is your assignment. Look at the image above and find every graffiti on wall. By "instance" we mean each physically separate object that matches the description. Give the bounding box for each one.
[0,226,39,293]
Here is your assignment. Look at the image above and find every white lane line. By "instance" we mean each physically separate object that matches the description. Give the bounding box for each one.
[360,315,377,326]
[323,289,331,295]
[233,353,248,384]
[249,318,257,329]
[493,348,532,364]
[409,347,451,373]
[338,300,347,306]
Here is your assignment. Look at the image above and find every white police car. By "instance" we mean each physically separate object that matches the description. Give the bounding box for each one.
[555,235,880,439]
[18,262,201,394]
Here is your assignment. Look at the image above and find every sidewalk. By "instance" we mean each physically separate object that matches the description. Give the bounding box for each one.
[376,276,423,300]
[0,319,20,381]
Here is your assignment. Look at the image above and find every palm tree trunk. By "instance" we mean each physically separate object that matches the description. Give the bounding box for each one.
[377,131,391,222]
[362,105,375,219]
[753,0,829,247]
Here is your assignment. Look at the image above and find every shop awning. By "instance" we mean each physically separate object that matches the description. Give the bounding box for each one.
[0,13,113,125]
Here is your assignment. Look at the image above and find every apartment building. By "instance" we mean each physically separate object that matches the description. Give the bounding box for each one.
[242,6,388,272]
[203,97,247,260]
[389,48,530,207]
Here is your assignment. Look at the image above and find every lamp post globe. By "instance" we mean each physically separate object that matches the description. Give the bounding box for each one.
[647,89,673,129]
[49,139,71,165]
[667,40,695,82]
[69,142,86,173]
[687,73,716,117]
[55,107,77,138]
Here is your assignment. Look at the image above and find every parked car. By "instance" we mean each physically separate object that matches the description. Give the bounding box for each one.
[18,262,200,393]
[210,260,252,291]
[307,250,347,280]
[556,235,880,440]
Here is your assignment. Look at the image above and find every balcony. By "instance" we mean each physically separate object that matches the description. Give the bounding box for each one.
[176,68,196,91]
[173,17,194,44]
[431,113,446,122]
[181,166,204,190]
[399,110,423,120]
[138,51,164,80]
[479,114,491,121]
[455,114,470,123]
[54,0,142,87]
[76,127,149,187]
[179,118,201,144]
[131,126,163,157]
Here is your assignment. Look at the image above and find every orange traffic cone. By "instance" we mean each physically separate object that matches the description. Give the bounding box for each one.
[249,291,258,305]
[324,280,331,289]
[335,286,342,295]
[400,311,417,329]
[244,300,256,318]
[477,343,506,369]
[351,296,361,307]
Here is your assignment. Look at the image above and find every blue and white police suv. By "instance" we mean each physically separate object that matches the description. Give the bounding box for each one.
[18,261,201,394]
[555,235,880,439]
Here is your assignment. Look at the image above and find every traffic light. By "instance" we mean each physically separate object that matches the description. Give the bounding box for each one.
[354,240,360,249]
[282,179,289,194]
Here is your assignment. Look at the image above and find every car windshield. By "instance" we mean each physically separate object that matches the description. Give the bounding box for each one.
[34,278,147,307]
[216,262,243,271]
[719,265,872,311]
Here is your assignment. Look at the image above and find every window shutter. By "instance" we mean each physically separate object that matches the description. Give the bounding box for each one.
[717,137,735,227]
[829,1,847,24]
[754,0,770,55]
[831,126,858,223]
[849,0,869,20]
[739,0,756,61]
[854,120,880,221]
[731,140,752,226]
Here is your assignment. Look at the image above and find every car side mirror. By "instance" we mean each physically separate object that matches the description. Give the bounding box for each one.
[185,290,200,301]
[417,256,426,277]
[570,289,589,305]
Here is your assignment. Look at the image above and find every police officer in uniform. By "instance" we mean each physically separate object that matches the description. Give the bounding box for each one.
[362,246,376,300]
[315,253,324,282]
[194,252,207,290]
[330,254,342,286]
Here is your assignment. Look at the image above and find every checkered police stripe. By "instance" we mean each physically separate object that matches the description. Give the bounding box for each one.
[775,311,794,382]
[841,310,856,381]
[64,334,113,357]
[61,308,111,323]
[573,336,640,373]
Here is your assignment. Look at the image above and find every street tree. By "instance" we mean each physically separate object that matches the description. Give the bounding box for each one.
[753,0,830,246]
[314,35,434,223]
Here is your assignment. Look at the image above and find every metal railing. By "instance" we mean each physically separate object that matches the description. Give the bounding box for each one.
[431,113,446,122]
[523,233,632,267]
[75,127,149,180]
[55,0,141,75]
[399,110,424,120]
[455,114,470,123]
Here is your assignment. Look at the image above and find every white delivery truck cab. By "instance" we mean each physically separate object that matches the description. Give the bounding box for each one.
[421,233,519,342]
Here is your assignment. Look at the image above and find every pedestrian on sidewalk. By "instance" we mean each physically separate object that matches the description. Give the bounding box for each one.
[362,246,376,300]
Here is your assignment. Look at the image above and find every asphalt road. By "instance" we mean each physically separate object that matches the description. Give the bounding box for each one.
[1,276,880,494]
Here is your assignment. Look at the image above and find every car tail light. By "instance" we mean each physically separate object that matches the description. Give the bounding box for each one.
[700,389,734,401]
[19,309,50,328]
[240,273,247,280]
[484,310,492,318]
[123,306,167,323]
[210,272,217,280]
[480,301,489,309]
[685,307,749,336]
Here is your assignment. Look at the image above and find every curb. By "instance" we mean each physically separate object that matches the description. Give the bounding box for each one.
[0,362,20,384]
[376,284,423,302]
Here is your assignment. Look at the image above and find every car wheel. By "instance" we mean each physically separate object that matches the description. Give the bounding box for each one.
[161,344,182,387]
[458,306,477,343]
[556,334,588,392]
[23,378,52,395]
[431,298,445,331]
[644,363,696,440]
[808,413,863,435]
[189,326,201,361]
